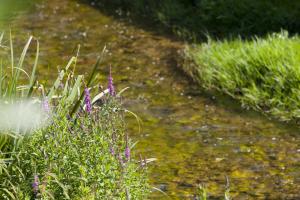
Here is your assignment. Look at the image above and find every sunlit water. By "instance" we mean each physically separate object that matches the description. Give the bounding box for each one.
[1,0,300,199]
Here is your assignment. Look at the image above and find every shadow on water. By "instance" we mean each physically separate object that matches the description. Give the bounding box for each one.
[79,0,184,41]
[81,0,300,41]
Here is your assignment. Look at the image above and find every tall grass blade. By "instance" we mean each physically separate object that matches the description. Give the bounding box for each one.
[47,70,65,99]
[14,36,33,82]
[70,46,106,116]
[9,36,33,97]
[0,32,4,46]
[66,75,83,103]
[91,89,108,104]
[9,31,13,76]
[27,39,39,97]
[86,45,106,87]
[0,60,3,97]
[65,56,76,71]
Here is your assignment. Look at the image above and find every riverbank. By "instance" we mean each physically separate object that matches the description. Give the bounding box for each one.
[184,31,300,122]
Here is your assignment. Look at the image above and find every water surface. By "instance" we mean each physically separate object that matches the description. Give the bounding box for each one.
[2,0,300,199]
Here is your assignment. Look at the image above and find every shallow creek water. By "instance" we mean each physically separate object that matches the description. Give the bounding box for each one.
[1,0,300,199]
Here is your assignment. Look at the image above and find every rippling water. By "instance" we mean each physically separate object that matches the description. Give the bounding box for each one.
[2,0,300,199]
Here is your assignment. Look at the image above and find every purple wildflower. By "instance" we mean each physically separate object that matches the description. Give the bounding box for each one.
[108,66,115,96]
[32,174,39,197]
[125,134,130,162]
[125,145,130,161]
[84,87,92,114]
[42,98,50,114]
[109,144,115,156]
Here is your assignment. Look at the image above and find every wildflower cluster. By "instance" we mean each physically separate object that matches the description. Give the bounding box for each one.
[84,87,92,113]
[32,175,39,198]
[83,66,116,114]
[108,66,115,96]
[0,66,149,199]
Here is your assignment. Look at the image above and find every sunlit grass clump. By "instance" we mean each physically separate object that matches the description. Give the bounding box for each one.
[184,31,300,121]
[0,33,149,199]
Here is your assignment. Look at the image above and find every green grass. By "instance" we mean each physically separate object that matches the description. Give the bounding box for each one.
[195,184,230,200]
[184,31,300,121]
[0,33,149,199]
[0,32,40,175]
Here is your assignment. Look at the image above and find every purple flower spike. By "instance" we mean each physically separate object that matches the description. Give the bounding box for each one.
[42,98,50,114]
[109,145,115,156]
[32,174,39,197]
[108,66,115,96]
[125,145,130,161]
[125,134,130,162]
[84,87,92,114]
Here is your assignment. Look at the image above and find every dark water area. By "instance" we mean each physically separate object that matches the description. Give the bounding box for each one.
[1,0,300,199]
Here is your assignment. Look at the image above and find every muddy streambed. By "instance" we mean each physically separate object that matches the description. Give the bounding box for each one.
[1,0,300,199]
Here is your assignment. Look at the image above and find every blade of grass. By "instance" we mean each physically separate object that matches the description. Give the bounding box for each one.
[47,70,65,99]
[66,75,83,103]
[9,31,13,76]
[14,36,33,81]
[65,56,76,71]
[47,56,77,100]
[91,89,108,104]
[0,32,4,46]
[27,39,39,97]
[0,60,2,97]
[70,46,106,116]
[62,74,71,97]
[9,36,33,98]
[87,45,106,87]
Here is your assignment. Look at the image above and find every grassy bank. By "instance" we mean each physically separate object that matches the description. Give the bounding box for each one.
[0,34,148,199]
[184,31,300,121]
[87,0,300,39]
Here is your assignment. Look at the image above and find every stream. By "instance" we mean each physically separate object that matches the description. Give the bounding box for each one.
[1,0,300,199]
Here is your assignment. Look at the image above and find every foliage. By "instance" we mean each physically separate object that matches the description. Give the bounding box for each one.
[195,184,230,200]
[0,34,149,199]
[195,185,207,200]
[87,0,300,39]
[184,31,300,121]
[0,32,40,177]
[1,98,148,199]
